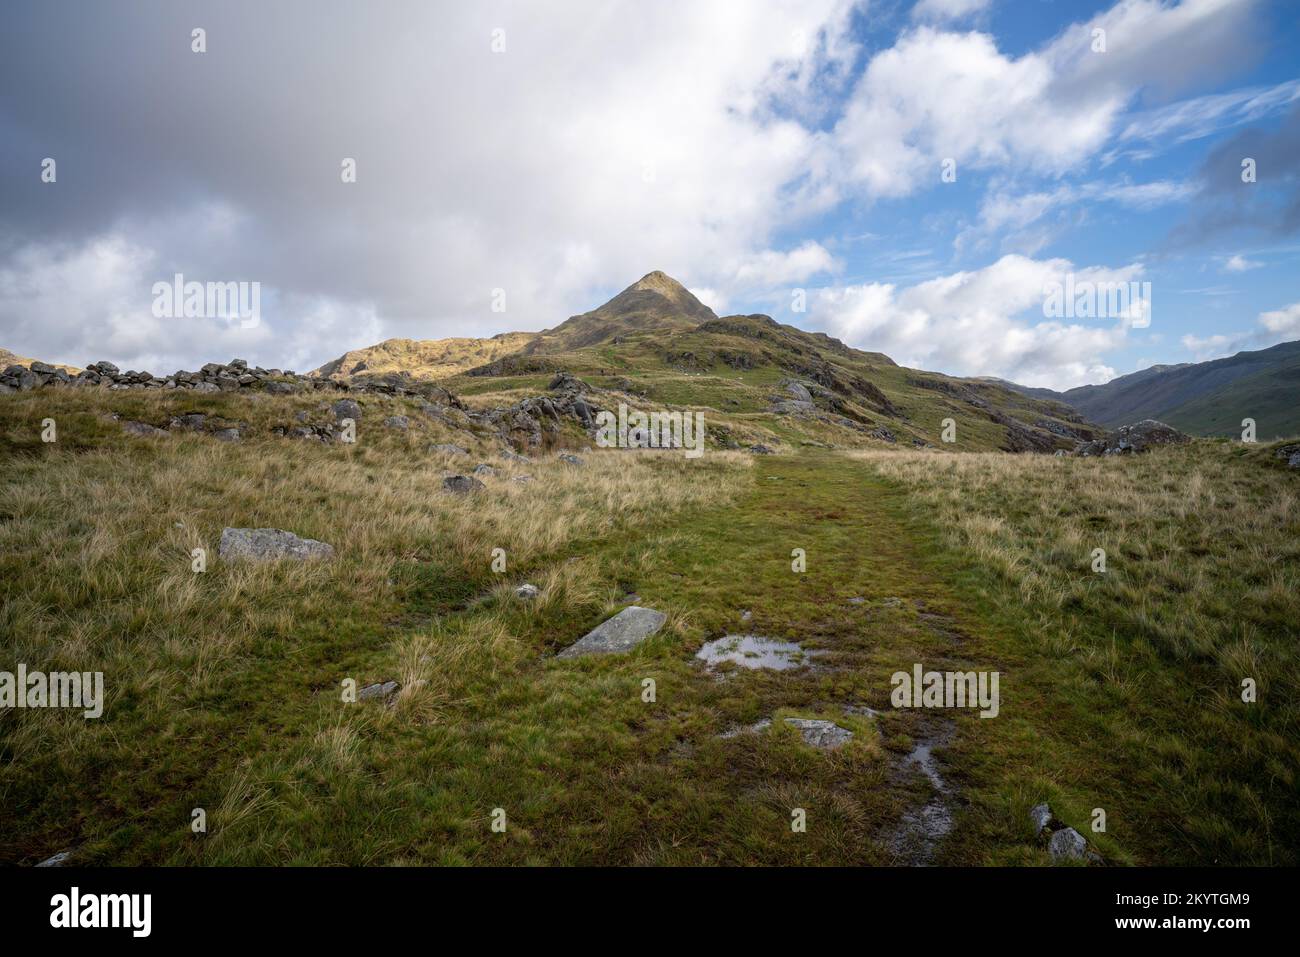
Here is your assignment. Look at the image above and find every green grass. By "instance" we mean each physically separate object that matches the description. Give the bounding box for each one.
[3,386,1295,865]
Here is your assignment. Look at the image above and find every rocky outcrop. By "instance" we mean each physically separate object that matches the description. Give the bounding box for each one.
[1075,419,1190,456]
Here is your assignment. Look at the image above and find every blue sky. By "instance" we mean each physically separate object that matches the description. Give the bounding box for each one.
[1,0,1298,388]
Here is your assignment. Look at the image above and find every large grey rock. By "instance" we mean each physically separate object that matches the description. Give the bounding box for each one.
[1077,419,1190,456]
[443,474,485,494]
[1049,827,1088,860]
[332,398,362,422]
[784,718,853,749]
[218,527,335,562]
[558,606,668,658]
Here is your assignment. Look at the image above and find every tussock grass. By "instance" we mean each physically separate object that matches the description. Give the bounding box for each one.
[0,388,750,864]
[850,440,1300,864]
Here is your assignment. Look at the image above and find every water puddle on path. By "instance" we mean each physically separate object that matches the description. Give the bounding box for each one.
[885,721,956,866]
[695,634,815,671]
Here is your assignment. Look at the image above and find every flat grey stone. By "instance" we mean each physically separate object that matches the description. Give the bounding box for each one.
[558,452,584,465]
[122,420,168,437]
[211,428,241,442]
[384,415,410,430]
[472,463,496,476]
[784,718,853,749]
[35,850,73,867]
[558,606,667,658]
[515,583,539,600]
[431,443,468,456]
[1030,802,1053,836]
[219,527,335,562]
[359,680,399,701]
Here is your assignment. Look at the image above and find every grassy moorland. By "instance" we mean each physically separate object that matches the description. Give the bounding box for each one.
[2,384,1296,865]
[853,440,1300,864]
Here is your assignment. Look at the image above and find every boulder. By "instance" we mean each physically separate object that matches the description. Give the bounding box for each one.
[218,527,335,562]
[1076,420,1190,456]
[442,474,485,494]
[557,606,668,658]
[331,398,362,422]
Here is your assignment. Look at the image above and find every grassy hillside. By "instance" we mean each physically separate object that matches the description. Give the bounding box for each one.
[311,333,536,380]
[3,385,1296,865]
[1006,340,1300,436]
[311,271,1093,454]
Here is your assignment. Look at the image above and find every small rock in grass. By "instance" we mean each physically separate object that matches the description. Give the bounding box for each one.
[784,718,853,750]
[472,463,496,476]
[443,474,485,494]
[211,428,241,442]
[384,415,410,430]
[558,452,584,466]
[122,420,168,437]
[36,850,74,867]
[359,680,399,702]
[1049,827,1088,860]
[516,583,539,601]
[219,527,335,562]
[431,443,468,456]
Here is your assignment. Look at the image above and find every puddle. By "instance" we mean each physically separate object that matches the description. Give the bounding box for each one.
[885,722,956,866]
[695,634,814,671]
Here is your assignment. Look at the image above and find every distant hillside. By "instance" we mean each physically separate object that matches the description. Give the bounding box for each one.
[0,348,80,375]
[521,271,716,355]
[998,341,1300,438]
[312,332,535,380]
[311,270,1097,453]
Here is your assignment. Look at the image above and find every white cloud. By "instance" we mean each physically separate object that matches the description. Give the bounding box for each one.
[831,0,1257,200]
[911,0,991,23]
[808,254,1140,388]
[1222,253,1262,272]
[1179,300,1300,360]
[1258,301,1300,338]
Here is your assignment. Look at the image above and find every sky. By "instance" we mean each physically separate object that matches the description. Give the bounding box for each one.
[1,0,1298,389]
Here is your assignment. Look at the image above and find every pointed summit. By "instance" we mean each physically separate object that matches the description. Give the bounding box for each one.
[523,270,716,354]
